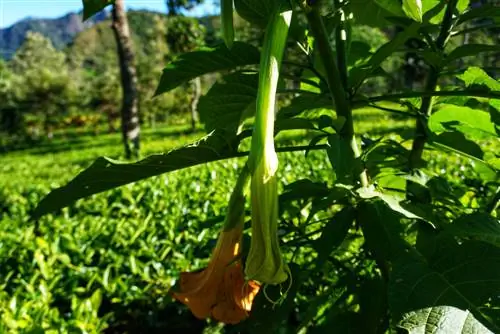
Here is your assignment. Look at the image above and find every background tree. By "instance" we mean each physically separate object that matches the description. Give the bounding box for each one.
[8,32,74,140]
[165,0,203,16]
[111,0,140,159]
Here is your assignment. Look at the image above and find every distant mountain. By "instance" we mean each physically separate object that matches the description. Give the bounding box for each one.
[0,11,109,59]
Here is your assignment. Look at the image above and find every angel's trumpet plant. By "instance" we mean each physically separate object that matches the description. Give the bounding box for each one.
[245,5,293,285]
[172,167,260,324]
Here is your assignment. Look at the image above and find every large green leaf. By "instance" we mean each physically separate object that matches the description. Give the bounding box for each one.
[82,0,114,21]
[429,105,498,139]
[155,42,260,95]
[198,72,258,131]
[357,200,411,262]
[447,45,500,64]
[234,0,278,26]
[398,306,492,334]
[457,67,500,119]
[446,213,500,248]
[390,240,500,332]
[314,207,355,268]
[457,67,500,92]
[32,130,242,219]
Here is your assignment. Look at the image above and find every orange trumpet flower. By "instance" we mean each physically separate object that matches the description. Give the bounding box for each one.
[172,167,260,324]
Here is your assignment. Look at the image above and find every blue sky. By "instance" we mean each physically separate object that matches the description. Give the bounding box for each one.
[0,0,218,28]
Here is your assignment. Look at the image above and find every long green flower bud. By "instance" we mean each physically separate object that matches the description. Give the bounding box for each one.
[221,0,235,49]
[245,4,292,285]
[223,164,250,231]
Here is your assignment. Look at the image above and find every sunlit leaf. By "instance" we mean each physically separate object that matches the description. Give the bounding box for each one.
[398,306,492,334]
[390,240,500,332]
[32,130,242,219]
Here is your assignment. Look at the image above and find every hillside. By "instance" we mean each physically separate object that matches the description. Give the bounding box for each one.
[0,10,109,59]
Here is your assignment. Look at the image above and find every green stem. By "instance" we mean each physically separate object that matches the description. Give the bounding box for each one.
[334,0,349,91]
[352,90,500,106]
[486,186,500,215]
[408,0,458,170]
[306,7,369,187]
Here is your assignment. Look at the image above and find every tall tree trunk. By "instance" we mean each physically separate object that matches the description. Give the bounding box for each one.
[112,0,140,159]
[166,0,178,16]
[190,77,201,131]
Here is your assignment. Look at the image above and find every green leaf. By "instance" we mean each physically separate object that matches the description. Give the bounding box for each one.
[314,207,355,268]
[457,67,500,92]
[357,187,424,220]
[234,0,278,26]
[350,0,404,27]
[357,200,410,262]
[431,131,484,160]
[398,306,493,334]
[278,94,333,119]
[390,241,500,332]
[457,4,500,25]
[198,72,258,131]
[376,0,406,16]
[32,129,241,219]
[402,0,423,22]
[155,42,260,95]
[423,0,469,24]
[447,45,500,64]
[446,213,500,248]
[82,0,114,21]
[349,22,420,89]
[429,105,498,139]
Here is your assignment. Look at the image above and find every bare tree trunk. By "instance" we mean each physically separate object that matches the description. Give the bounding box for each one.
[112,0,140,159]
[190,77,201,131]
[166,0,178,16]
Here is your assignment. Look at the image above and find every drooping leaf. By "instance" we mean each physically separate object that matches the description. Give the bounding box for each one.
[32,130,242,219]
[155,42,260,95]
[357,200,411,262]
[398,306,493,334]
[431,131,484,160]
[198,72,258,131]
[314,207,355,268]
[446,213,500,248]
[457,4,500,25]
[429,105,498,139]
[390,240,500,332]
[82,0,114,21]
[447,45,500,64]
[402,0,423,22]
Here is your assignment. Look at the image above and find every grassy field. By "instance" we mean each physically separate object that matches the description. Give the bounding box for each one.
[0,107,496,332]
